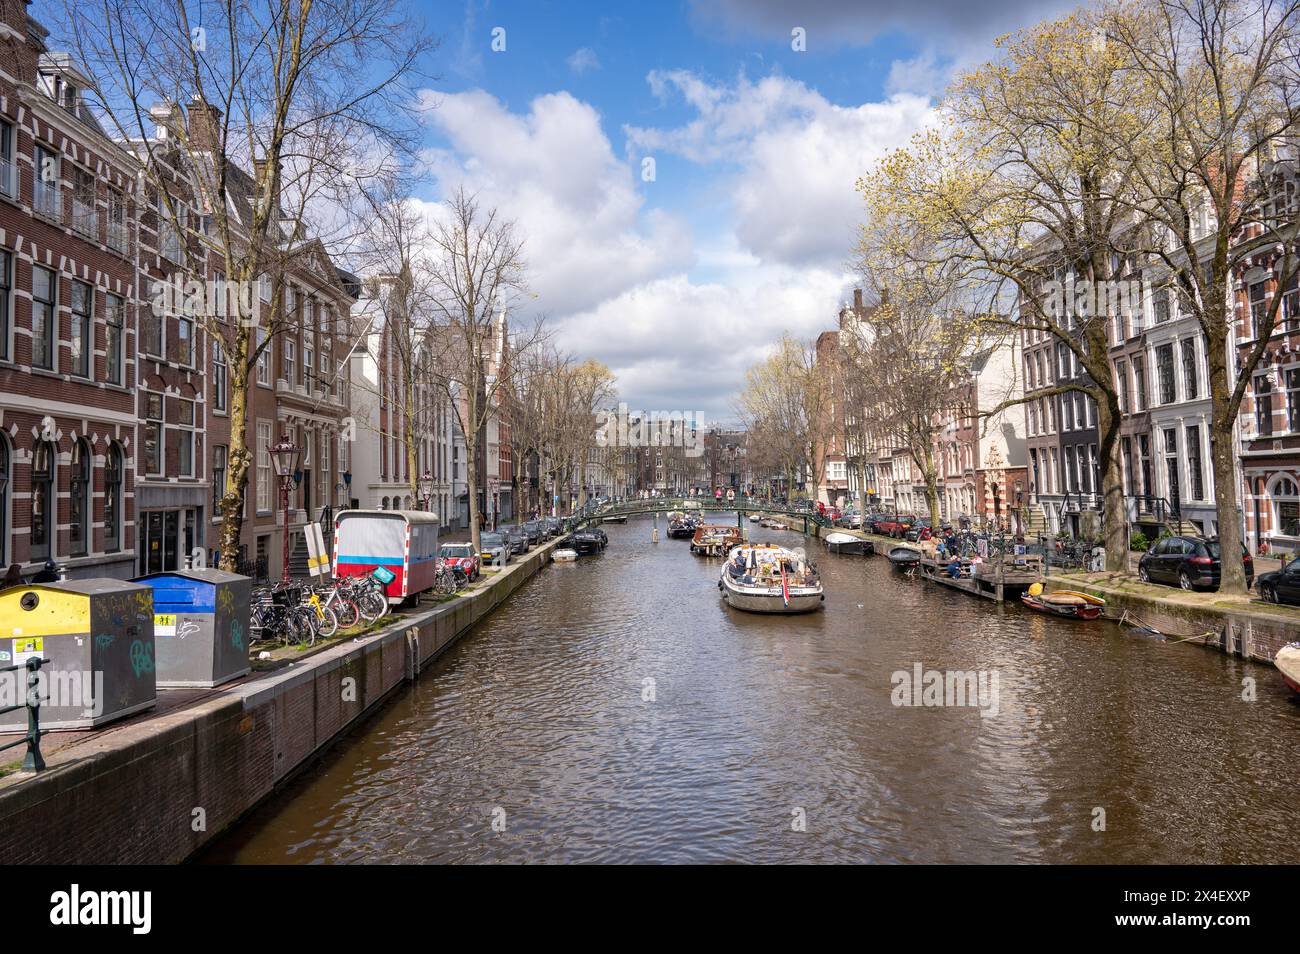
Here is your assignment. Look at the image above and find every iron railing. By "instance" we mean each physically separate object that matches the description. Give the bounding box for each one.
[0,657,49,772]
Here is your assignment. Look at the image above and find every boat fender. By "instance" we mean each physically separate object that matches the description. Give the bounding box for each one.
[717,580,723,590]
[820,593,825,601]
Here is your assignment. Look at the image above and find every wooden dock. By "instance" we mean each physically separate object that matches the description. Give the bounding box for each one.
[911,553,1043,602]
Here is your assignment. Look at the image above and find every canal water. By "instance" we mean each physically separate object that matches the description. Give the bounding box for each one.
[203,517,1300,864]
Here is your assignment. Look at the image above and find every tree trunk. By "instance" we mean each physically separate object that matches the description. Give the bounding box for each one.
[217,363,251,572]
[921,444,941,531]
[1206,330,1248,594]
[1096,391,1128,573]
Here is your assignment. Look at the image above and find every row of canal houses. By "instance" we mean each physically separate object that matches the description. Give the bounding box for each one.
[819,151,1299,556]
[0,0,508,582]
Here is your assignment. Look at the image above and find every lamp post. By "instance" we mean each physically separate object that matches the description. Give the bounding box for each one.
[342,470,352,510]
[271,434,300,583]
[418,471,434,512]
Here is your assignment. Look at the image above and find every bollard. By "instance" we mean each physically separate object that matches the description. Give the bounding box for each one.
[652,511,659,543]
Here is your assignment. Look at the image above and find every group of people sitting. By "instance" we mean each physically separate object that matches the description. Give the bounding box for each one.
[727,551,818,586]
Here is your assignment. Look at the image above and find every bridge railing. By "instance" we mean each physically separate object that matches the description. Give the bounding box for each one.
[586,496,833,527]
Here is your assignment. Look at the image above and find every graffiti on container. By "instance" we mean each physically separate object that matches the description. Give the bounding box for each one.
[177,619,201,640]
[129,639,154,678]
[94,633,115,649]
[230,620,244,652]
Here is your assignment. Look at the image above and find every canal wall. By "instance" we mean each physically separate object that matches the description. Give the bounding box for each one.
[1042,576,1297,665]
[0,537,564,865]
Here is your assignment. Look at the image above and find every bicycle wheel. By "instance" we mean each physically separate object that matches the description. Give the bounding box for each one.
[332,595,361,629]
[359,588,388,620]
[314,604,339,640]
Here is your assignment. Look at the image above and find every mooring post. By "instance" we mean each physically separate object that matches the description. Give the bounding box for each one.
[652,511,659,543]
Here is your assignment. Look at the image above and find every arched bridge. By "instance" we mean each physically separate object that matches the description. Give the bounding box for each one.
[579,496,835,532]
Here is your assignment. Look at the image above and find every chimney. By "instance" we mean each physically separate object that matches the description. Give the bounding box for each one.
[149,101,176,141]
[853,288,863,313]
[880,287,890,306]
[187,96,223,153]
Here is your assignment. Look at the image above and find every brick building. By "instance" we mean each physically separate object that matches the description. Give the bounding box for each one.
[0,4,140,579]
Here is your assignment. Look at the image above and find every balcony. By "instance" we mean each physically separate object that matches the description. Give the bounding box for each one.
[0,156,16,200]
[33,185,61,221]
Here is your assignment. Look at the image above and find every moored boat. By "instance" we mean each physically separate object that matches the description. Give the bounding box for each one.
[1276,643,1300,694]
[824,532,872,555]
[718,543,824,614]
[887,546,921,570]
[1020,586,1105,620]
[552,548,578,562]
[667,512,698,538]
[691,524,743,556]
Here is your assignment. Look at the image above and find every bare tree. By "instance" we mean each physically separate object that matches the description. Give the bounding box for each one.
[61,0,433,569]
[426,188,542,554]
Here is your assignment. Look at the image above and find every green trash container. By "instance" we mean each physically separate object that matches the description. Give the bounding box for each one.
[133,569,252,688]
[0,579,156,729]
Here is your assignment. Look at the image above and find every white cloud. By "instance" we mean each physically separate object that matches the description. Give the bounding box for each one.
[566,47,600,74]
[885,50,947,99]
[626,71,936,267]
[555,266,854,420]
[417,88,693,316]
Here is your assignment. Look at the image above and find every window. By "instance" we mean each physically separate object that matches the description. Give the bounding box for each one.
[104,443,121,552]
[31,441,54,560]
[0,120,15,197]
[1156,343,1176,404]
[70,439,90,555]
[1133,354,1147,410]
[144,392,163,475]
[256,327,270,384]
[107,187,127,252]
[212,340,227,411]
[1153,287,1170,324]
[304,343,314,388]
[1115,359,1129,412]
[213,445,228,515]
[1185,424,1204,501]
[1288,369,1300,433]
[1256,374,1274,436]
[1284,273,1299,328]
[178,399,195,477]
[1250,282,1269,338]
[33,145,59,219]
[176,317,194,366]
[71,166,96,238]
[144,304,164,357]
[256,422,272,513]
[105,293,124,384]
[159,196,184,262]
[0,249,10,361]
[0,437,8,564]
[70,280,91,377]
[1274,478,1300,537]
[1181,338,1198,401]
[32,266,56,369]
[283,337,296,385]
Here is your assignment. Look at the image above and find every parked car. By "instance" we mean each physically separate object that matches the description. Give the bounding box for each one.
[499,524,530,555]
[837,510,864,529]
[1253,556,1300,605]
[478,532,510,567]
[439,543,481,581]
[544,517,564,538]
[866,513,895,534]
[522,520,544,545]
[878,514,918,538]
[1137,535,1253,591]
[905,518,932,542]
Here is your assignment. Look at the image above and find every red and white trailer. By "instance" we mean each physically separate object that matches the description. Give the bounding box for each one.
[333,510,440,603]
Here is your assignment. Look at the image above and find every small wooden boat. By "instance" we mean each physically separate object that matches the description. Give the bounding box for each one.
[1020,588,1105,620]
[691,524,743,556]
[887,546,921,570]
[667,513,697,538]
[1275,643,1300,695]
[718,543,824,614]
[748,513,761,523]
[824,532,872,555]
[760,518,786,530]
[571,530,606,555]
[552,548,578,562]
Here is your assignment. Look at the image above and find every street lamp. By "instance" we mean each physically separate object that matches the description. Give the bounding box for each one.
[418,471,434,512]
[342,470,352,509]
[271,434,300,582]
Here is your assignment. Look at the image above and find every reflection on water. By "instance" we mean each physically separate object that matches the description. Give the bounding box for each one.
[203,516,1300,864]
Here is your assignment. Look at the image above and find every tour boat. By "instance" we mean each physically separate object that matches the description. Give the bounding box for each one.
[718,543,824,613]
[1276,643,1300,695]
[1020,588,1105,620]
[691,524,743,556]
[824,532,872,555]
[667,513,696,539]
[887,546,922,570]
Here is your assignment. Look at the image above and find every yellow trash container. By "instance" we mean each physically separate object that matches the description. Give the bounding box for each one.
[0,580,156,730]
